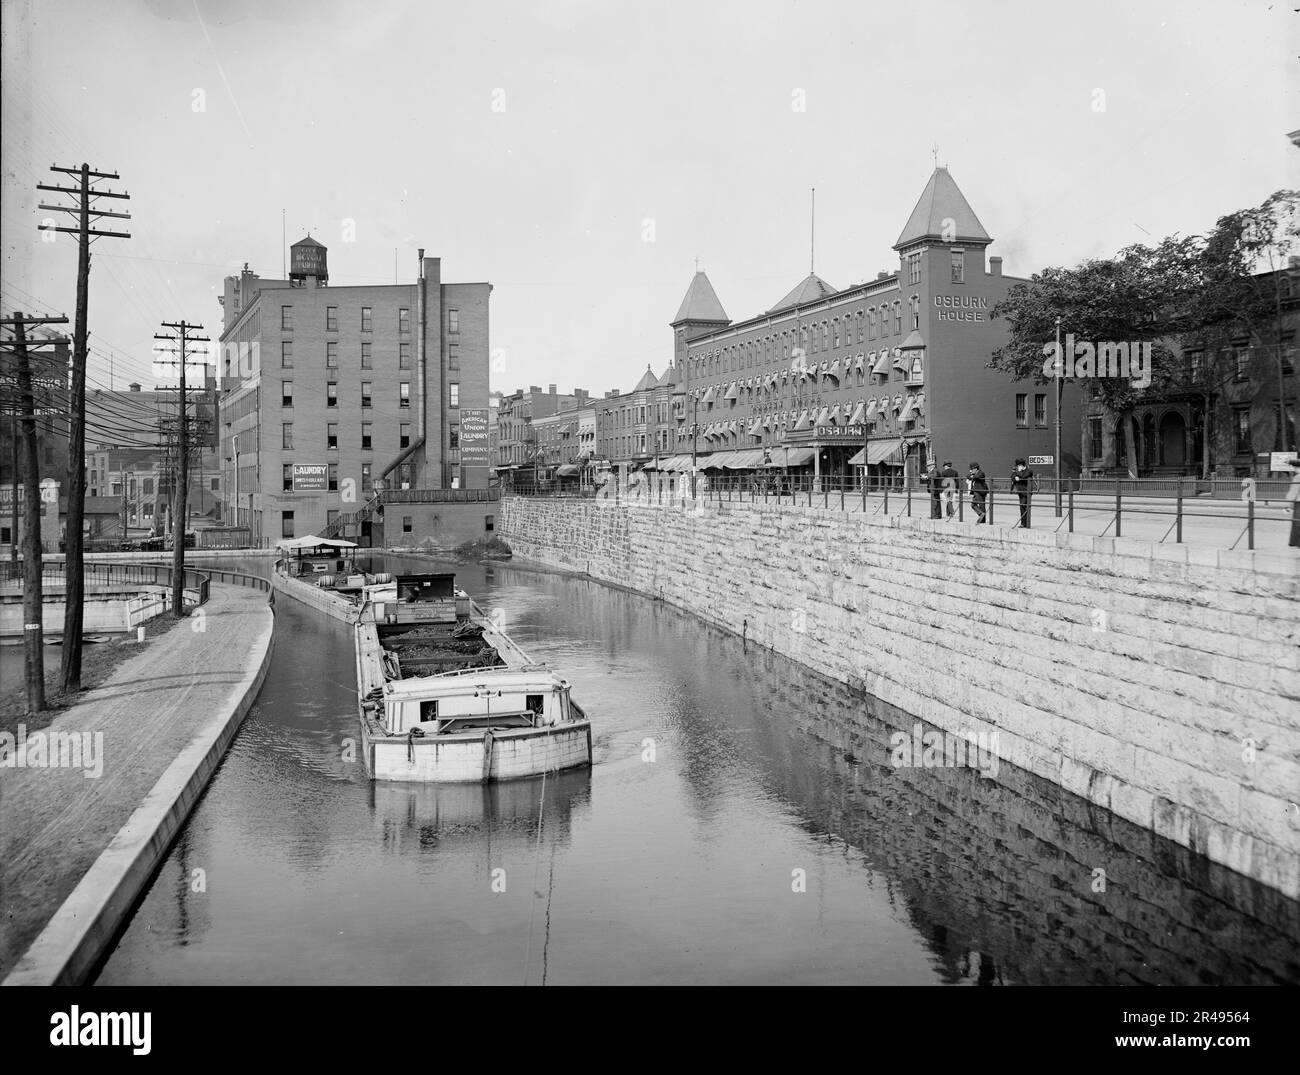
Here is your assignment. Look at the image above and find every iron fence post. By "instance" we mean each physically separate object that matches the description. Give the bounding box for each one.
[1248,497,1255,550]
[1115,484,1122,539]
[906,481,912,517]
[1068,490,1074,533]
[1175,492,1182,543]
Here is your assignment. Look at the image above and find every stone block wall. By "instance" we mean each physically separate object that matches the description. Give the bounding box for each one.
[500,496,1300,898]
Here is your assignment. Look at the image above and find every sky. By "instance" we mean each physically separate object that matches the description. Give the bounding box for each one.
[2,0,1296,399]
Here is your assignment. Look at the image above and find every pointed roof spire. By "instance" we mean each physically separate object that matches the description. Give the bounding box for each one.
[894,166,991,250]
[768,272,836,314]
[632,364,660,392]
[672,270,730,325]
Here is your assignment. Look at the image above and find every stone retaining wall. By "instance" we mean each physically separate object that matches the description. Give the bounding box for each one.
[500,496,1300,899]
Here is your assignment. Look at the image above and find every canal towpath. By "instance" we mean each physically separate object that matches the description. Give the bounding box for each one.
[0,580,273,985]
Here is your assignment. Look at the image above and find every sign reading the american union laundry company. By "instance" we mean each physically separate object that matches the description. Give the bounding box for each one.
[817,424,866,439]
[292,463,328,490]
[459,408,490,465]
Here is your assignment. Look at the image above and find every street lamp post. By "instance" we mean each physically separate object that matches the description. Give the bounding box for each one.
[1054,315,1063,516]
[690,394,699,499]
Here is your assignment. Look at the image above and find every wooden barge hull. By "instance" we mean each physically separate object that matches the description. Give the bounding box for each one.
[359,718,593,783]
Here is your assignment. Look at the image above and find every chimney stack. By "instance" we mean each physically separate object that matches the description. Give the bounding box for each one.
[989,256,1003,277]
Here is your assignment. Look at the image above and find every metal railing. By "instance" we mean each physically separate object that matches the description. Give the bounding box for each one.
[510,475,1297,552]
[0,560,273,600]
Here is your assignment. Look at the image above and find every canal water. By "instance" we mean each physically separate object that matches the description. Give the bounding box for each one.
[96,554,1300,985]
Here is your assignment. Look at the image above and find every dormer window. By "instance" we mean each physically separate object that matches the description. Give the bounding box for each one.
[950,249,965,284]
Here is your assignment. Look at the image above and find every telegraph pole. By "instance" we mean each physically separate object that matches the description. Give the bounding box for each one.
[1,312,70,713]
[38,163,130,690]
[154,320,208,616]
[1054,316,1063,516]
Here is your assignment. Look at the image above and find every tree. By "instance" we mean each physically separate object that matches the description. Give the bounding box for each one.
[988,238,1198,476]
[1193,190,1299,457]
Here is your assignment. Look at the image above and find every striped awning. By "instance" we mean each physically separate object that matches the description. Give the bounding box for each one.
[871,351,891,375]
[725,382,739,401]
[765,446,816,467]
[702,386,717,405]
[848,401,866,424]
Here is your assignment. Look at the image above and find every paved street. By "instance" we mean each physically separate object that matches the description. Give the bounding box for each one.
[0,583,270,980]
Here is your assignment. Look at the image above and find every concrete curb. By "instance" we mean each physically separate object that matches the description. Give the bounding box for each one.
[1,602,276,986]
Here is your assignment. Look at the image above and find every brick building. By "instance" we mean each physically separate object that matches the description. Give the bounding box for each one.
[1080,263,1298,480]
[494,385,590,490]
[659,167,1082,487]
[216,238,492,545]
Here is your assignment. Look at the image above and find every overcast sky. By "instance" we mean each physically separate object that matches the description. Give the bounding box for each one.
[2,0,1296,398]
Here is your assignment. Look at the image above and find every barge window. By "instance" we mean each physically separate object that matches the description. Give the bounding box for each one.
[526,695,544,720]
[420,700,438,723]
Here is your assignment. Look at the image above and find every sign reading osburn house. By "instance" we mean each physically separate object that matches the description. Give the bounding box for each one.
[934,295,989,322]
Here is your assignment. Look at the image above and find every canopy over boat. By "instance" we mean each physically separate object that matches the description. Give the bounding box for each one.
[276,535,359,551]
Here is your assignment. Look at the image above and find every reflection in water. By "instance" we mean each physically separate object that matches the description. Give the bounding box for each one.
[95,554,1300,985]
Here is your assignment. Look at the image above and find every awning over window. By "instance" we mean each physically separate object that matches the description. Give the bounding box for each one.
[556,463,581,477]
[871,351,892,375]
[766,446,816,467]
[898,396,919,422]
[724,382,739,401]
[816,406,831,426]
[793,410,812,431]
[748,419,763,435]
[824,358,840,381]
[848,401,866,424]
[702,386,717,405]
[867,440,904,464]
[723,448,768,469]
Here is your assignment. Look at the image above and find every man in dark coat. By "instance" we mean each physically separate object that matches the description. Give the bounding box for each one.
[967,462,989,523]
[940,460,960,518]
[924,461,942,519]
[1010,458,1034,527]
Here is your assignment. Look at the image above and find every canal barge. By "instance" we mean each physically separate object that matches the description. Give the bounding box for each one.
[272,535,406,623]
[354,582,592,783]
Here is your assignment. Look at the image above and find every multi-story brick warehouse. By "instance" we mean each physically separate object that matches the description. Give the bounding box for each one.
[217,238,492,545]
[662,167,1082,486]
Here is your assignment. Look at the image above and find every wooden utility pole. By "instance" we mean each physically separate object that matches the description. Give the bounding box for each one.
[38,164,130,690]
[1,312,70,714]
[154,321,208,615]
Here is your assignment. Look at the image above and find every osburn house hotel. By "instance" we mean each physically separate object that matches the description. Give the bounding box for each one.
[649,167,1082,488]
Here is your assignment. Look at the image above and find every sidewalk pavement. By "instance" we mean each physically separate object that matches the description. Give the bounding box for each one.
[0,583,272,980]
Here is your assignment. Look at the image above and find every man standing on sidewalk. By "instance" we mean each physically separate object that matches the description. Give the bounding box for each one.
[924,461,942,519]
[1010,458,1034,528]
[940,460,960,519]
[967,462,988,524]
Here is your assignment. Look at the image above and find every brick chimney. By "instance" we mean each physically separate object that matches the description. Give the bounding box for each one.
[989,256,1003,277]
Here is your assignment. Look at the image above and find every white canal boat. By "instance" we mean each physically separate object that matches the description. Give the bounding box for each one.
[354,581,592,783]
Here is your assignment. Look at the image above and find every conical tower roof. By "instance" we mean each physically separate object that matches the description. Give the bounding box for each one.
[894,167,991,249]
[672,271,730,325]
[768,272,836,314]
[631,364,660,392]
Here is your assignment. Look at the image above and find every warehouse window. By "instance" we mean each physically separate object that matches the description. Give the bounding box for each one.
[326,306,337,332]
[282,422,293,449]
[400,382,410,407]
[1035,394,1047,428]
[1015,394,1028,428]
[449,383,459,408]
[327,341,337,367]
[400,423,410,449]
[361,423,372,450]
[282,381,293,408]
[448,309,459,334]
[281,341,293,368]
[399,307,410,334]
[327,381,337,407]
[281,511,294,538]
[328,463,338,491]
[361,382,372,408]
[402,516,413,534]
[281,306,292,330]
[950,249,964,284]
[361,306,372,333]
[361,342,372,369]
[282,464,293,492]
[327,423,338,449]
[399,342,411,369]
